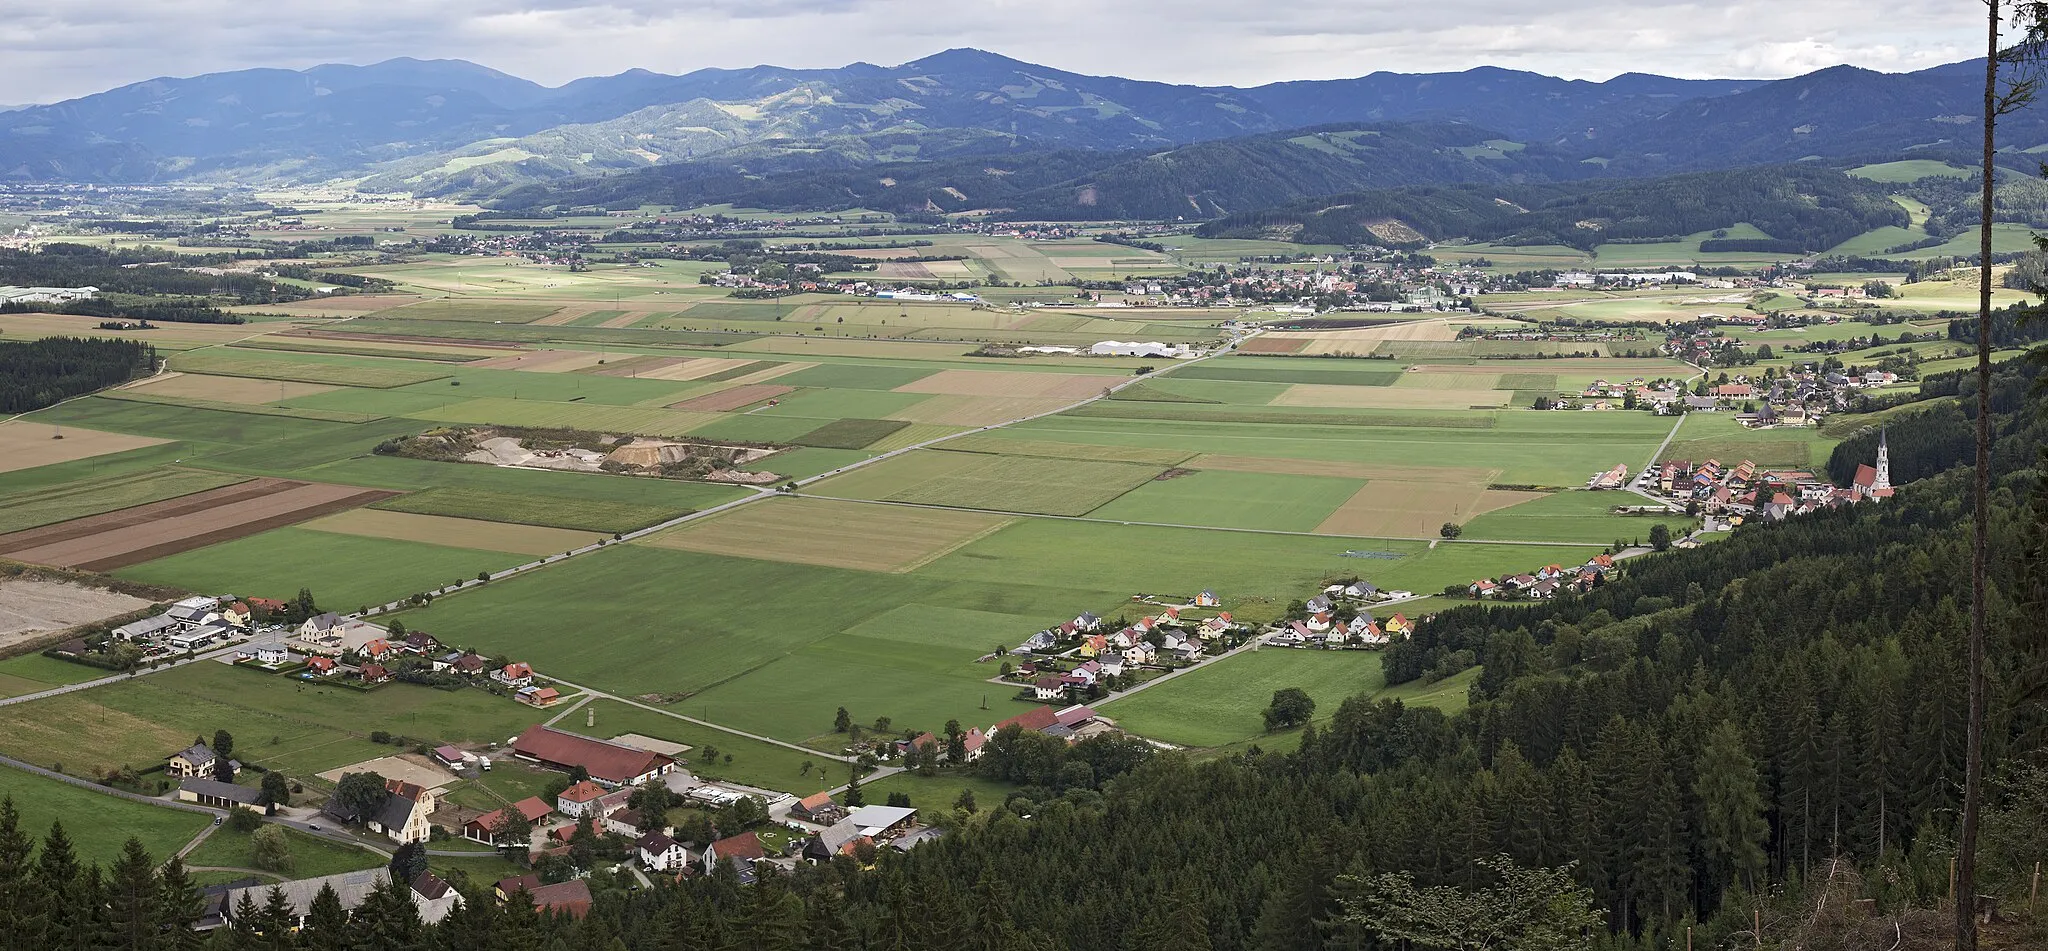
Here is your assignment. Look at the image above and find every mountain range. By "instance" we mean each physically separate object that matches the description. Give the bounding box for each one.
[0,49,2033,222]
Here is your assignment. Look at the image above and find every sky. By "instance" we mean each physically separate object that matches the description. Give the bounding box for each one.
[0,0,1991,105]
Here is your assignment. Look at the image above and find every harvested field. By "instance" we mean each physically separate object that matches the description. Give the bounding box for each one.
[0,579,154,643]
[667,384,794,412]
[893,369,1116,400]
[0,479,399,571]
[1393,370,1505,390]
[1314,481,1496,538]
[0,312,273,347]
[625,357,765,382]
[467,349,611,373]
[1188,454,1501,484]
[98,390,385,424]
[235,336,505,360]
[720,362,814,386]
[123,372,338,405]
[640,497,1012,573]
[1236,337,1308,354]
[528,307,588,326]
[300,509,600,556]
[412,398,718,437]
[0,422,168,475]
[1271,384,1512,409]
[887,394,1073,426]
[875,261,934,279]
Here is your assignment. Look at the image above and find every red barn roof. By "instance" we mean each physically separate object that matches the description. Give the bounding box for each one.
[511,725,673,785]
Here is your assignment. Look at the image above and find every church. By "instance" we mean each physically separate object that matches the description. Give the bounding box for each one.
[1851,431,1895,500]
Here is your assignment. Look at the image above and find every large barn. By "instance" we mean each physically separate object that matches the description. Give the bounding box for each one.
[509,725,677,787]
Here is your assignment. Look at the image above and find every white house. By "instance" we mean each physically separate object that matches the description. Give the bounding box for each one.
[638,832,689,872]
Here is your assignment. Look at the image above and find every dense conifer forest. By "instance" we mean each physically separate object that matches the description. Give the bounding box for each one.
[0,337,154,414]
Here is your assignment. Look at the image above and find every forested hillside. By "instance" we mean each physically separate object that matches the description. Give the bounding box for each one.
[16,356,2048,950]
[485,122,1588,220]
[1197,166,1907,250]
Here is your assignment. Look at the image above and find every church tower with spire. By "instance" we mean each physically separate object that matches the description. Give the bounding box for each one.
[1874,429,1891,491]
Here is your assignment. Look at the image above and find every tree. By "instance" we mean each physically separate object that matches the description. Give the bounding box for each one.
[1440,522,1463,539]
[388,842,427,884]
[944,719,967,763]
[259,771,291,809]
[302,884,347,951]
[1338,854,1601,951]
[954,788,977,814]
[844,770,865,808]
[211,730,234,759]
[1264,687,1317,732]
[333,772,390,820]
[1647,523,1671,552]
[871,716,892,735]
[799,759,814,777]
[489,809,529,854]
[250,825,292,873]
[106,837,160,951]
[1695,721,1768,892]
[885,792,912,808]
[833,707,851,733]
[225,807,262,833]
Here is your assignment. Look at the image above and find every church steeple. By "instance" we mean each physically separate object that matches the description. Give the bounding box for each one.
[1875,429,1890,491]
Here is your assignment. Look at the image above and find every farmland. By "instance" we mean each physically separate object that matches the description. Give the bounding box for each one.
[0,769,210,866]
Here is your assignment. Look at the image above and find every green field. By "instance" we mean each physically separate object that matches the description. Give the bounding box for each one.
[1088,469,1364,532]
[1657,413,1839,469]
[1846,160,1973,183]
[1460,490,1692,544]
[0,769,210,866]
[167,351,451,388]
[1102,650,1387,748]
[563,700,853,792]
[184,824,385,879]
[791,418,912,450]
[371,487,687,533]
[0,467,248,534]
[874,453,1165,516]
[116,527,530,610]
[862,771,1018,814]
[0,660,551,783]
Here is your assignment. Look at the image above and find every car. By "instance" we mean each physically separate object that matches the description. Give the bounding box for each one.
[307,823,320,831]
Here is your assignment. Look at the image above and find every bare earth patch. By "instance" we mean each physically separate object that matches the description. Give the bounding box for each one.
[0,479,399,571]
[1315,482,1496,539]
[0,422,170,475]
[0,579,154,644]
[316,755,457,790]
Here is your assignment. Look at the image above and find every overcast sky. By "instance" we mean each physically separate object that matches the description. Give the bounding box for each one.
[1,0,1991,105]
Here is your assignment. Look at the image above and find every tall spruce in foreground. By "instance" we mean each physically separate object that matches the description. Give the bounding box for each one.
[1967,5,2048,947]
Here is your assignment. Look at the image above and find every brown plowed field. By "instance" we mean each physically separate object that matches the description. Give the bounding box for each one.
[287,329,528,350]
[1236,337,1308,354]
[666,384,795,412]
[0,479,399,571]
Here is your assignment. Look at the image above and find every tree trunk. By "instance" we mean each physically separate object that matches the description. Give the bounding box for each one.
[1960,5,1998,950]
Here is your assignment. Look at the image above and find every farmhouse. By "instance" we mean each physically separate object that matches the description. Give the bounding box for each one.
[289,615,389,656]
[556,781,611,818]
[515,685,561,707]
[220,870,460,929]
[368,780,437,844]
[165,742,220,780]
[703,831,769,882]
[638,832,689,872]
[524,880,593,919]
[510,725,676,787]
[464,797,552,845]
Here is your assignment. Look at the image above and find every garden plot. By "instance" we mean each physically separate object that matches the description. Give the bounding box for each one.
[0,421,170,474]
[640,497,1012,573]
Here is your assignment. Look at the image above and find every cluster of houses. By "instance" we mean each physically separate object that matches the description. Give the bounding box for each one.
[110,594,268,655]
[229,614,559,702]
[1466,554,1621,601]
[205,869,466,931]
[1264,581,1414,648]
[1013,596,1245,672]
[1640,436,1895,523]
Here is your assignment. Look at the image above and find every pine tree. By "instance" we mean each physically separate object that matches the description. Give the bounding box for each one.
[106,838,161,951]
[300,884,347,951]
[1695,721,1768,894]
[257,887,298,951]
[159,858,208,951]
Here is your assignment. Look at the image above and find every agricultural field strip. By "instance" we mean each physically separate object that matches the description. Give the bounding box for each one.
[790,493,1611,547]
